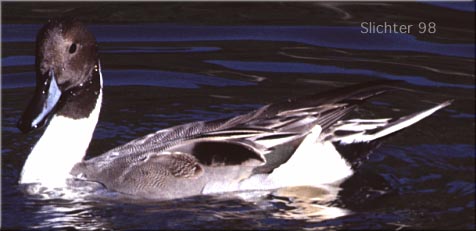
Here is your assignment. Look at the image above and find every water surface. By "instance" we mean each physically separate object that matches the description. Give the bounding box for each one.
[2,2,475,230]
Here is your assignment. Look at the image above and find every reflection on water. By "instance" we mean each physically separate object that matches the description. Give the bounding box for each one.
[29,201,112,230]
[206,60,474,89]
[2,2,475,230]
[23,185,352,230]
[269,186,351,221]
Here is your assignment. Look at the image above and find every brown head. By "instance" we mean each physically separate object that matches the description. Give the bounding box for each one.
[18,18,102,132]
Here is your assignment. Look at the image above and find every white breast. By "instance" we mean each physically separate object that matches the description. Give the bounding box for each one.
[19,90,102,187]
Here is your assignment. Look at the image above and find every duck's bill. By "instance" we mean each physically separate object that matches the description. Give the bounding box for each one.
[17,70,62,133]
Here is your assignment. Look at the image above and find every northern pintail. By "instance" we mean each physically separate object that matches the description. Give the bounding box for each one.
[17,18,452,199]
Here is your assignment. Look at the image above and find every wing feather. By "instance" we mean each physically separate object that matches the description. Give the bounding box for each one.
[88,80,402,168]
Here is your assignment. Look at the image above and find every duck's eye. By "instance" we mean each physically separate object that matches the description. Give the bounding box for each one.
[69,43,77,54]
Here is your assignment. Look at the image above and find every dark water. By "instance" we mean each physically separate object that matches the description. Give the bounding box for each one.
[1,2,475,230]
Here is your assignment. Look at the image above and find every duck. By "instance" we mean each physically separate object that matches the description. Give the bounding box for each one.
[17,18,452,200]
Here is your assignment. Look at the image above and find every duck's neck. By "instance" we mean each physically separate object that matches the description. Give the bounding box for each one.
[20,92,102,187]
[20,68,103,187]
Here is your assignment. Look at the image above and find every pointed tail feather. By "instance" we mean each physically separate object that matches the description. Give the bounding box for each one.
[325,100,452,168]
[327,100,453,145]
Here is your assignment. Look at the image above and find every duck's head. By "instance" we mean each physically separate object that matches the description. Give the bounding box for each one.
[17,18,101,133]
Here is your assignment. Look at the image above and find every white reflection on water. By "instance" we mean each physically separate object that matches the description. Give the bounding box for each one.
[34,203,110,230]
[24,196,112,230]
[269,185,350,221]
[224,185,350,222]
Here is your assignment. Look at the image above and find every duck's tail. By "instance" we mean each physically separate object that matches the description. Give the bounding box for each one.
[324,100,453,168]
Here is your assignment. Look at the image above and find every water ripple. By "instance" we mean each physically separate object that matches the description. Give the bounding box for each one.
[207,60,474,89]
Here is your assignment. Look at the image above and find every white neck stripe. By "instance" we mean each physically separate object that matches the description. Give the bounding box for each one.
[19,69,103,187]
